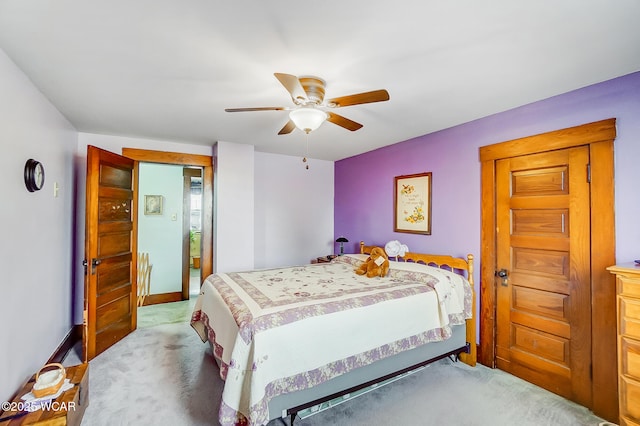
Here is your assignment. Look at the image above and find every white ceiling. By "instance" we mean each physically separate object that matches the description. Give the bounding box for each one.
[1,1,639,161]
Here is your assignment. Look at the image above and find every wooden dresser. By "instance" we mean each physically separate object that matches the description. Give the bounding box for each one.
[608,263,640,426]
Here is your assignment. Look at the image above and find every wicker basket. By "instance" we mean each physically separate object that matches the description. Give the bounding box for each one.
[32,363,66,398]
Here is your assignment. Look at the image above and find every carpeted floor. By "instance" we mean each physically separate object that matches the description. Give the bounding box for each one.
[69,300,611,426]
[136,298,197,329]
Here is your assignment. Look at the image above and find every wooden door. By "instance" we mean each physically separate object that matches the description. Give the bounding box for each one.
[495,146,592,407]
[83,145,137,361]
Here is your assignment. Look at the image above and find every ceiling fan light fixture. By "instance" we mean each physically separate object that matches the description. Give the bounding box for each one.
[289,107,328,134]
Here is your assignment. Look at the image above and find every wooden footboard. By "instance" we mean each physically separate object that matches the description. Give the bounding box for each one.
[359,241,476,367]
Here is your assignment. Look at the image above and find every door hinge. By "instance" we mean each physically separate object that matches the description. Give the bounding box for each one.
[586,163,591,183]
[589,363,592,379]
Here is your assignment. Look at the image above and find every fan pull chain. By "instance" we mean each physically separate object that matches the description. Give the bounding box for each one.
[303,133,309,170]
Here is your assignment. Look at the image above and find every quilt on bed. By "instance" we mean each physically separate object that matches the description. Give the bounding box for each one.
[190,254,472,426]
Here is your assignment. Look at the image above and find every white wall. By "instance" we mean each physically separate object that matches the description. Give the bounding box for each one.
[254,152,334,268]
[0,48,77,403]
[214,141,255,273]
[0,53,335,400]
[137,163,183,294]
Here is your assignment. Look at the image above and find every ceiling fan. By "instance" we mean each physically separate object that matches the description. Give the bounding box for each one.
[225,73,390,135]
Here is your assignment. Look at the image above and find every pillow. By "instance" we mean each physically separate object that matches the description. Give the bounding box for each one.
[341,253,369,262]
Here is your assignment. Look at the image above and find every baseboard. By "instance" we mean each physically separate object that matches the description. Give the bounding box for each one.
[43,293,183,363]
[47,324,82,364]
[142,291,183,306]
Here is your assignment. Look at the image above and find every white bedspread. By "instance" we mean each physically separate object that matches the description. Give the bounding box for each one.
[191,254,472,426]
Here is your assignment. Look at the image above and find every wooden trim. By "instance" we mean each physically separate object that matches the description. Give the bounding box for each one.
[182,178,190,301]
[142,291,183,306]
[589,140,617,420]
[47,325,82,364]
[131,157,139,329]
[122,148,212,167]
[478,118,618,422]
[201,161,214,279]
[479,159,496,367]
[479,118,616,162]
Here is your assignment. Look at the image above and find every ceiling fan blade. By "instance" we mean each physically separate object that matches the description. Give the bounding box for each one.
[225,106,288,112]
[326,89,390,108]
[274,73,308,104]
[278,120,296,135]
[326,112,363,131]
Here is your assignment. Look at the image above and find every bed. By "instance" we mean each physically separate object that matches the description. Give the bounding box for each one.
[191,242,476,426]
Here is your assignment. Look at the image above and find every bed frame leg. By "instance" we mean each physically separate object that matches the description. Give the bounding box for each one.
[453,343,472,362]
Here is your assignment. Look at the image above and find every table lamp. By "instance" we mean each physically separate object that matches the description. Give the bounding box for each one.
[335,236,349,255]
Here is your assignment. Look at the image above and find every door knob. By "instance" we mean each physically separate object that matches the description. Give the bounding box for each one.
[496,269,508,286]
[90,258,102,275]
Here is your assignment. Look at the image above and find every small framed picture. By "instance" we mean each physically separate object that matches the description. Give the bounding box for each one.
[144,195,163,215]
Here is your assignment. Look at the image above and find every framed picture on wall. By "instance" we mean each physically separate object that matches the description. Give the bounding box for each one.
[394,172,432,235]
[144,194,163,215]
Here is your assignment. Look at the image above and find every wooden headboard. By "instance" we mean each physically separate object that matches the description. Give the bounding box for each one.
[402,252,474,287]
[359,241,474,286]
[359,241,476,366]
[359,241,378,255]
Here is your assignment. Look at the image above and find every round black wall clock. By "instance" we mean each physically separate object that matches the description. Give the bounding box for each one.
[24,159,45,192]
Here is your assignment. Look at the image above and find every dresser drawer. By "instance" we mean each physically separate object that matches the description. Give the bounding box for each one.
[620,375,640,423]
[619,275,640,299]
[621,297,640,339]
[621,336,640,379]
[621,415,640,426]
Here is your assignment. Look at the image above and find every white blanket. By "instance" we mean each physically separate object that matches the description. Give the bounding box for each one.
[191,255,472,426]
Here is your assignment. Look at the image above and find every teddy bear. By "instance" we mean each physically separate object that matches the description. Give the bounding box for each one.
[355,247,390,278]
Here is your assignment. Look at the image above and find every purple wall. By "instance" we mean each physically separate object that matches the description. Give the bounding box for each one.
[335,71,640,286]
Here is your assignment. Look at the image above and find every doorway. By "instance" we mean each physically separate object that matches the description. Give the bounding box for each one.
[84,146,213,361]
[122,147,214,284]
[137,162,186,305]
[478,118,618,422]
[183,167,203,299]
